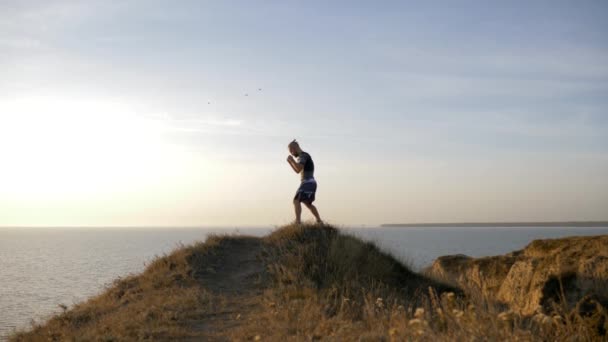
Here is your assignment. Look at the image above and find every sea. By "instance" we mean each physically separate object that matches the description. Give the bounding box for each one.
[1,225,608,339]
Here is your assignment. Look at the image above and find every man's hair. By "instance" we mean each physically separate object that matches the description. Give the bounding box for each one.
[288,139,299,148]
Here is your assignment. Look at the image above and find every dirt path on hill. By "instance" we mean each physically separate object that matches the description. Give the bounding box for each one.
[186,237,268,341]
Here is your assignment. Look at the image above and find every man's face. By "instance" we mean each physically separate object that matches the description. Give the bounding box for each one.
[288,145,298,157]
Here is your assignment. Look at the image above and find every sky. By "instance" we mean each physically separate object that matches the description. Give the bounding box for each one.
[1,0,607,227]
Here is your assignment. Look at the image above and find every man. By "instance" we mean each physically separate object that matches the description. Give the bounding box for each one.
[287,139,322,224]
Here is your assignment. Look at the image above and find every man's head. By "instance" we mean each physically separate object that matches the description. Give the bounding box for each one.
[288,139,302,157]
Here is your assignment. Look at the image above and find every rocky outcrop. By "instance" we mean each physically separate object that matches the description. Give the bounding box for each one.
[428,235,608,316]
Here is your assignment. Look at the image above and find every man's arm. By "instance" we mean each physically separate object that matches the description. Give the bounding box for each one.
[287,156,303,173]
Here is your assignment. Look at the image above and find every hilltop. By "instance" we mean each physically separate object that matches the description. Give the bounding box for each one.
[10,224,607,341]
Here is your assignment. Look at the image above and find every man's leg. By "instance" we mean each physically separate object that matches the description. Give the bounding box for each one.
[293,199,302,224]
[303,201,322,224]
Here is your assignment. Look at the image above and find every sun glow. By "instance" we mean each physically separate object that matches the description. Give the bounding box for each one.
[0,95,189,201]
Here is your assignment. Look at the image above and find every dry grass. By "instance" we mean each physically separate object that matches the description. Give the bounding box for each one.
[9,224,608,341]
[9,235,229,341]
[230,286,607,341]
[263,224,458,304]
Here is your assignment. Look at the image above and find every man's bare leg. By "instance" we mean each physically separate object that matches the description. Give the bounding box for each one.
[293,199,302,224]
[303,202,322,224]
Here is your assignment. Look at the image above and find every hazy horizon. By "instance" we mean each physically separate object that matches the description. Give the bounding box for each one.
[2,1,607,226]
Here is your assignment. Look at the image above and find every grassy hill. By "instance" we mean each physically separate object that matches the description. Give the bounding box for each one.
[10,224,606,341]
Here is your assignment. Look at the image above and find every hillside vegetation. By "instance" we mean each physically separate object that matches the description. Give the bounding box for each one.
[10,224,607,341]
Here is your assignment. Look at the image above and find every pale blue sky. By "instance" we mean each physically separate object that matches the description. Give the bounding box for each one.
[1,1,607,226]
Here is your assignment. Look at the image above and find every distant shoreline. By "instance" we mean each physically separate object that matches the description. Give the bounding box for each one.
[381,221,608,227]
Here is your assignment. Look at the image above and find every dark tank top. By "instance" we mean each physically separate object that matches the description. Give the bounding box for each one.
[297,151,314,181]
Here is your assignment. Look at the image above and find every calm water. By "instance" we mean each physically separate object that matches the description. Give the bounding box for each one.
[2,225,608,339]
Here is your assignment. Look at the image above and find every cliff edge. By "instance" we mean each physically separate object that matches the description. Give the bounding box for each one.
[428,234,608,316]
